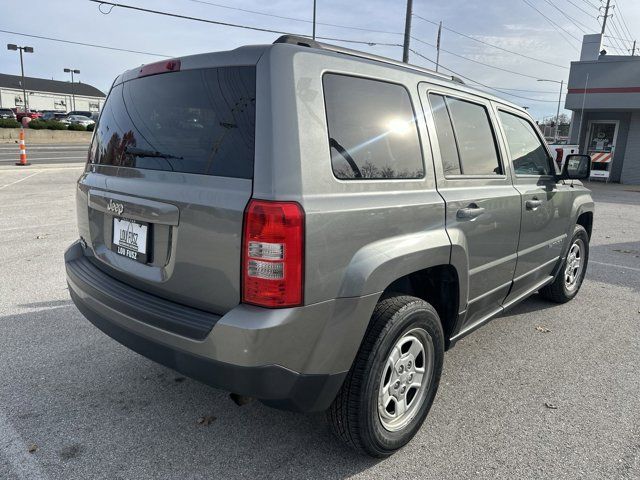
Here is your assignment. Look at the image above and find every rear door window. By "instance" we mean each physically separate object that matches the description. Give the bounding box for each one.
[429,94,502,176]
[498,110,552,175]
[92,66,256,178]
[323,74,424,180]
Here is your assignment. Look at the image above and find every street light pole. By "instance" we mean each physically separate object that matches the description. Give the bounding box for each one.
[7,44,34,112]
[554,80,563,142]
[538,78,564,143]
[64,68,81,112]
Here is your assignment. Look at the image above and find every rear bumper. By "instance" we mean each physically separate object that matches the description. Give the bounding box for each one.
[65,241,378,412]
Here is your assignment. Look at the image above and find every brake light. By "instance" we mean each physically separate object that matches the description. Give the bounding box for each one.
[242,199,304,308]
[138,59,181,78]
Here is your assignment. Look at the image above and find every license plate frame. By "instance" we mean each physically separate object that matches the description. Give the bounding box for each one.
[111,217,150,264]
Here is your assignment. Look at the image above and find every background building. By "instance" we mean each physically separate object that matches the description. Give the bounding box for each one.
[0,73,105,113]
[566,34,640,184]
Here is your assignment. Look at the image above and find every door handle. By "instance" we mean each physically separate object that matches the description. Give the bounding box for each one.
[457,205,485,219]
[526,199,542,210]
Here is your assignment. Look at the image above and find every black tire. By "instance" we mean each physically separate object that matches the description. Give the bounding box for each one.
[327,294,444,457]
[539,224,589,303]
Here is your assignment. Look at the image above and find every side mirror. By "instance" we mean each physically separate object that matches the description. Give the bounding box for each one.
[561,154,591,180]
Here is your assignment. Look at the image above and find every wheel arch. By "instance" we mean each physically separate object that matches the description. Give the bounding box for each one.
[381,264,460,349]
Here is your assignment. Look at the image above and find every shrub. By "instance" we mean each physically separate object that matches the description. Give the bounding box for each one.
[27,119,49,130]
[0,118,21,128]
[86,123,95,132]
[47,121,67,130]
[67,123,87,131]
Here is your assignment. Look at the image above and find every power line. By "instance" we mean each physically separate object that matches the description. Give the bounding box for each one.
[89,0,295,35]
[0,28,171,57]
[609,15,628,55]
[540,0,592,33]
[521,0,581,49]
[579,0,600,10]
[610,13,633,46]
[181,0,403,35]
[88,1,400,48]
[412,14,569,69]
[605,33,634,43]
[408,48,562,103]
[411,36,550,80]
[615,1,636,43]
[565,0,599,20]
[491,86,559,93]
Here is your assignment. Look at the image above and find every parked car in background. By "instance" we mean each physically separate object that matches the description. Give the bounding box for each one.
[67,110,93,118]
[0,108,17,120]
[60,115,95,127]
[14,109,42,121]
[41,111,68,121]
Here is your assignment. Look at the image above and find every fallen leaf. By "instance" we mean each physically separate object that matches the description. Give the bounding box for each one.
[535,326,552,333]
[197,415,216,426]
[28,444,37,453]
[544,402,558,410]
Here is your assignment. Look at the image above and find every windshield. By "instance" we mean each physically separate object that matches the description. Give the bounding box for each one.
[90,66,256,178]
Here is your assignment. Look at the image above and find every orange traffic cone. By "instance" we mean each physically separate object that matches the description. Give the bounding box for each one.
[15,128,30,166]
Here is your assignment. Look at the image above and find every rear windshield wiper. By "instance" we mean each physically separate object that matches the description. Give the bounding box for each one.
[125,146,183,160]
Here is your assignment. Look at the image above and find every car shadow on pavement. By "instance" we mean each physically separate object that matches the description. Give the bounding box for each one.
[1,306,380,479]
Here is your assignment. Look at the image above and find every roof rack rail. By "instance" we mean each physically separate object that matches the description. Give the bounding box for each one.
[273,35,464,85]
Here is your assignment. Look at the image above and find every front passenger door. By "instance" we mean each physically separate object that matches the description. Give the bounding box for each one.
[496,108,572,302]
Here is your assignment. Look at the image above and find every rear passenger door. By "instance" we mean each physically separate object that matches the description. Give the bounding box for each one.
[495,107,571,301]
[420,87,521,334]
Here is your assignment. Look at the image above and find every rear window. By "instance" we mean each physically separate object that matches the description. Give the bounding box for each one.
[323,74,424,180]
[91,66,256,178]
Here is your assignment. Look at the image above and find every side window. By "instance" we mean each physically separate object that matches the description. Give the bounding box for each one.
[429,94,502,176]
[498,111,552,176]
[323,74,424,180]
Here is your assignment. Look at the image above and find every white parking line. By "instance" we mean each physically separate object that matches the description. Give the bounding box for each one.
[591,260,640,273]
[0,172,41,190]
[0,410,49,480]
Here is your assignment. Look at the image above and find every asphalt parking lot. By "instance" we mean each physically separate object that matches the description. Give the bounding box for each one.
[1,159,639,480]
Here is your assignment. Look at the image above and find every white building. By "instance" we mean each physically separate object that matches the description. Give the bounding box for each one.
[0,73,105,113]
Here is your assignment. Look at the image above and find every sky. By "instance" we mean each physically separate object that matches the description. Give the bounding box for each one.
[1,0,639,120]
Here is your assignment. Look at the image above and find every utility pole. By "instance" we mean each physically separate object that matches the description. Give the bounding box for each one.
[312,0,317,40]
[600,0,612,35]
[630,40,636,56]
[435,21,442,72]
[402,0,413,63]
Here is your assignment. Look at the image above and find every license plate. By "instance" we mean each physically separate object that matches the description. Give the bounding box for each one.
[112,218,149,263]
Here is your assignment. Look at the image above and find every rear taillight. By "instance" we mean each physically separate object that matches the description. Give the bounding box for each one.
[242,199,304,308]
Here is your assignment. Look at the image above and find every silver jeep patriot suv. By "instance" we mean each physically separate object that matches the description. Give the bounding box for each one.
[65,35,594,457]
